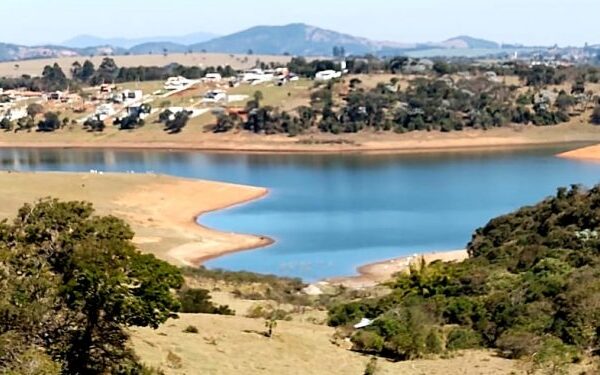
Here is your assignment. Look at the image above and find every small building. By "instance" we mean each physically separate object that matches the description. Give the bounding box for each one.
[202,90,228,104]
[202,73,222,83]
[164,76,194,90]
[315,70,342,81]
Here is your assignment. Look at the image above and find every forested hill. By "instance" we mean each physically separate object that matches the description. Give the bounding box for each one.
[329,184,600,369]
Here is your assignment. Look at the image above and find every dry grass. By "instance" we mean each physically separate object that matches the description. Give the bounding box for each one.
[130,313,523,375]
[0,53,292,78]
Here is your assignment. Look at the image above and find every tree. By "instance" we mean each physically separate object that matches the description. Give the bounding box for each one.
[37,111,61,132]
[26,103,44,118]
[253,90,264,107]
[41,63,69,91]
[0,199,183,374]
[77,60,96,82]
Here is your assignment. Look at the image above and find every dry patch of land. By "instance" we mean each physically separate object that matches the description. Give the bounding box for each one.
[557,143,600,161]
[131,313,522,375]
[2,121,600,154]
[0,172,269,265]
[0,53,292,78]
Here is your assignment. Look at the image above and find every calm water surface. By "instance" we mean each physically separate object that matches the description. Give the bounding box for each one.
[1,146,599,281]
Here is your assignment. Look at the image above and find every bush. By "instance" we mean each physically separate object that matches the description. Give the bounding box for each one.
[183,325,199,334]
[496,329,541,359]
[425,329,445,354]
[352,331,384,353]
[178,288,234,315]
[446,327,482,351]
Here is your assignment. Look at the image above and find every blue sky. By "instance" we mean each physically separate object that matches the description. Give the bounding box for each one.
[2,0,598,46]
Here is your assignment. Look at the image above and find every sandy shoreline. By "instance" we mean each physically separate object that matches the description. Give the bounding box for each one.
[326,250,470,289]
[1,122,600,155]
[0,171,272,268]
[0,138,594,156]
[557,143,600,161]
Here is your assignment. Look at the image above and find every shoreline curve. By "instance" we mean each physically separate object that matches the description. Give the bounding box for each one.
[189,189,276,265]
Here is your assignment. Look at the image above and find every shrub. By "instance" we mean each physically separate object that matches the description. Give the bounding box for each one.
[496,329,542,359]
[183,325,199,334]
[446,327,482,351]
[178,288,234,315]
[425,329,445,354]
[352,331,384,353]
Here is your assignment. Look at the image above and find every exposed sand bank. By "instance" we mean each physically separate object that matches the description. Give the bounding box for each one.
[557,143,600,161]
[1,122,600,154]
[328,249,470,289]
[0,172,270,266]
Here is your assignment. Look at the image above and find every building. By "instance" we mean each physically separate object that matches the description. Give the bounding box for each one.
[315,70,342,81]
[202,73,222,83]
[164,76,195,90]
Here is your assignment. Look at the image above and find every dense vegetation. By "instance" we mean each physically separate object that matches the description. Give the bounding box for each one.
[0,199,228,374]
[328,185,600,368]
[215,72,588,135]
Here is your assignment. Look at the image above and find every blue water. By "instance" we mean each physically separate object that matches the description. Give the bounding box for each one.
[1,146,599,281]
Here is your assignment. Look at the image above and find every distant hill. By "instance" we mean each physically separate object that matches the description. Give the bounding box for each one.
[128,42,189,55]
[0,43,126,62]
[189,23,381,56]
[63,32,218,49]
[441,35,500,49]
[0,24,541,63]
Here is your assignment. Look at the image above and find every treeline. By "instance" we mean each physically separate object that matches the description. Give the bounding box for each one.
[0,57,237,92]
[328,185,600,370]
[214,74,584,136]
[0,199,233,374]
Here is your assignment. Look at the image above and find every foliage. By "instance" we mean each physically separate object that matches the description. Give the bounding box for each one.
[177,288,234,315]
[37,111,61,132]
[330,185,600,364]
[182,325,199,334]
[0,199,184,374]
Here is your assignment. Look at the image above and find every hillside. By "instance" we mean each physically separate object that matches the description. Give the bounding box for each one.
[442,35,500,49]
[0,24,516,62]
[63,32,217,49]
[0,42,126,62]
[190,23,379,56]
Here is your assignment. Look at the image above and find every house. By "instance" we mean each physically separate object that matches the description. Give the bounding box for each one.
[202,73,222,83]
[113,90,143,104]
[164,76,195,90]
[92,104,116,121]
[237,69,274,85]
[46,91,64,101]
[315,70,342,81]
[201,90,228,104]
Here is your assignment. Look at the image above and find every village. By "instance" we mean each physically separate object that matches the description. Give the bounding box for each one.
[0,60,350,135]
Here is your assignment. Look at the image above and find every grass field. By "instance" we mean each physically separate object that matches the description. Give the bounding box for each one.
[0,52,292,78]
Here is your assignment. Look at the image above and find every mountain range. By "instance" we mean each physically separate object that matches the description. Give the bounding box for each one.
[0,23,531,63]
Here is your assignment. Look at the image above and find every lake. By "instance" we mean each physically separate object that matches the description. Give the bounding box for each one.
[1,146,599,281]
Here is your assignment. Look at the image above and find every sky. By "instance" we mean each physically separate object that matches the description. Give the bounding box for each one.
[2,0,598,46]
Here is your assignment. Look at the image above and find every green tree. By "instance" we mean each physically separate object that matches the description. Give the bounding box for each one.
[0,199,184,374]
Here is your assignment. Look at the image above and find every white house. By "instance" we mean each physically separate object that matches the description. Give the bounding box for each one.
[238,69,274,85]
[164,76,195,90]
[93,104,116,121]
[202,73,222,83]
[315,70,342,81]
[201,90,228,104]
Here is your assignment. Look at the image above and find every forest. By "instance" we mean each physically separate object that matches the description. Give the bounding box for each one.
[328,184,600,370]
